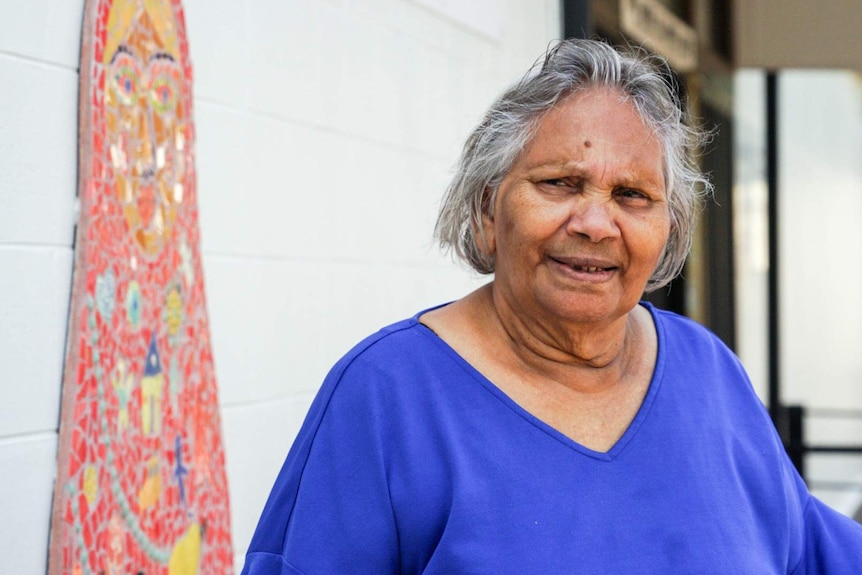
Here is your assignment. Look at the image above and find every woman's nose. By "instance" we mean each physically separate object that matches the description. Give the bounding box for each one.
[565,195,620,242]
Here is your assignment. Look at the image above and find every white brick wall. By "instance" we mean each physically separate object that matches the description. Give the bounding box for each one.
[185,1,561,568]
[0,0,560,572]
[0,1,82,570]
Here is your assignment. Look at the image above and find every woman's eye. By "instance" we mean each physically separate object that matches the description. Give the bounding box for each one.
[616,188,650,203]
[543,179,576,190]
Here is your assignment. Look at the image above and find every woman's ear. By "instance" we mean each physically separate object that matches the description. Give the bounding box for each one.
[477,186,496,256]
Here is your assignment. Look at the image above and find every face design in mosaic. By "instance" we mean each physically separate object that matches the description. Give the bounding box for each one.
[105,0,185,257]
[49,1,233,574]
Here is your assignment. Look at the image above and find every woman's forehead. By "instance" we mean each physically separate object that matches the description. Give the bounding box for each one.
[517,89,664,177]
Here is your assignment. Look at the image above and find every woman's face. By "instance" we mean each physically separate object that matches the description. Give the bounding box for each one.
[483,87,670,327]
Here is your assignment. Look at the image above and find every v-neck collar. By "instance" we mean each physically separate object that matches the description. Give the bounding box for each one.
[412,301,666,462]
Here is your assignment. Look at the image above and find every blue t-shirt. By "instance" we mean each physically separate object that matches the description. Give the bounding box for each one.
[243,303,862,574]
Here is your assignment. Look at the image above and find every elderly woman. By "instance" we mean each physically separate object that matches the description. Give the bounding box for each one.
[243,39,862,573]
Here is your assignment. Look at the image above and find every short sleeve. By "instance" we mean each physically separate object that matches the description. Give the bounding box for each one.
[242,352,400,574]
[791,494,862,574]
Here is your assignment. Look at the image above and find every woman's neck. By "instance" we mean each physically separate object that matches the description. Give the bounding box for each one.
[479,283,646,393]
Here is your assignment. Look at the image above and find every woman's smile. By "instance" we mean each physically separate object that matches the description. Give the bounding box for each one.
[546,254,619,283]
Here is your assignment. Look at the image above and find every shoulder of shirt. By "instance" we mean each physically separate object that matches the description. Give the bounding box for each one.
[646,302,734,353]
[321,313,435,388]
[645,302,759,405]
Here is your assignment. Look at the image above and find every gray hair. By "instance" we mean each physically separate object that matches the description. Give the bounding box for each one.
[434,38,712,292]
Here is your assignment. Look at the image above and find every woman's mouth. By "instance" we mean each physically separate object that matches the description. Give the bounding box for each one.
[548,256,618,281]
[550,256,617,272]
[571,264,608,273]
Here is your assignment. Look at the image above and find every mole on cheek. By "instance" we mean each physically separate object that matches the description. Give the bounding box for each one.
[584,140,592,148]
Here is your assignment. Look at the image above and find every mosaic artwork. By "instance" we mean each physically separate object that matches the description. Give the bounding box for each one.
[48,0,233,573]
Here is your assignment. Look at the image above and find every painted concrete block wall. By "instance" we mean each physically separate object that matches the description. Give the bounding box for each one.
[183,1,561,568]
[0,0,561,572]
[0,1,82,571]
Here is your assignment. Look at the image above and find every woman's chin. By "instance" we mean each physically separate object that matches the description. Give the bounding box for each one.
[534,290,633,326]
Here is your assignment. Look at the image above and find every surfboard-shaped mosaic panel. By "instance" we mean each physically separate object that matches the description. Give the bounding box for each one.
[49,1,233,572]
